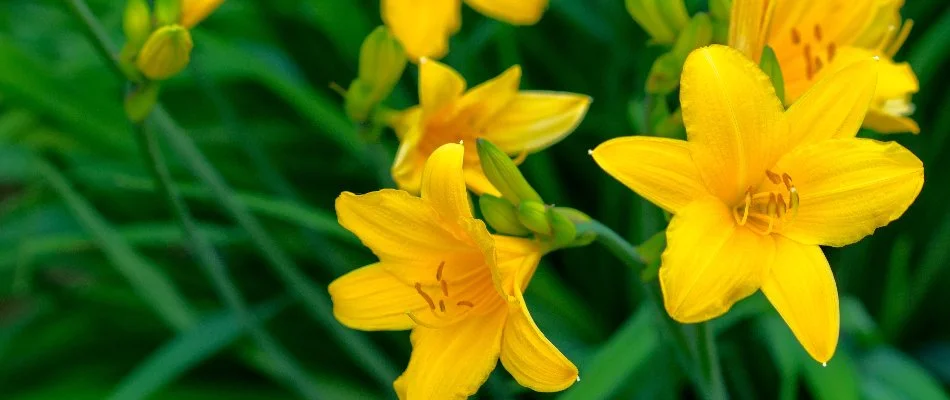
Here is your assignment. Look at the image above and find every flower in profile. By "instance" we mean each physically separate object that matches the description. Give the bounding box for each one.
[729,0,920,133]
[382,0,548,60]
[329,143,578,398]
[592,45,923,363]
[391,59,590,195]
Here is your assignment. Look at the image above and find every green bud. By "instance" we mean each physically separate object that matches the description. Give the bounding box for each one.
[517,201,551,236]
[759,46,786,104]
[136,25,193,80]
[708,0,732,21]
[345,26,407,123]
[547,208,577,248]
[646,13,714,95]
[477,138,542,205]
[124,81,160,122]
[122,0,152,55]
[625,0,689,44]
[479,195,531,236]
[154,0,182,26]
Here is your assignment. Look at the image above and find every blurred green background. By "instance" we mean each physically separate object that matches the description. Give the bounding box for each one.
[2,0,950,398]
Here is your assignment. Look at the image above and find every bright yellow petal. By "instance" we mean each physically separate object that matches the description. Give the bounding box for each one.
[491,235,542,298]
[660,196,774,323]
[179,0,225,28]
[728,0,775,63]
[775,138,923,247]
[388,106,422,141]
[499,259,577,392]
[419,58,466,113]
[421,143,473,220]
[464,0,547,25]
[456,65,522,129]
[397,309,507,399]
[681,45,787,205]
[761,237,838,364]
[382,0,461,60]
[785,59,878,147]
[480,92,591,154]
[328,263,425,330]
[591,136,707,214]
[392,126,426,193]
[864,109,920,134]
[463,165,503,197]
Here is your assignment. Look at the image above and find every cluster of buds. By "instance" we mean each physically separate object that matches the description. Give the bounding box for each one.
[476,139,594,249]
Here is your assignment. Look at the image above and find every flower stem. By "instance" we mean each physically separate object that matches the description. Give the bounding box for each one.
[697,322,728,400]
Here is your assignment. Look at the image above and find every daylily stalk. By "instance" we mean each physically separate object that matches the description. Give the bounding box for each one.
[329,143,578,399]
[593,45,923,364]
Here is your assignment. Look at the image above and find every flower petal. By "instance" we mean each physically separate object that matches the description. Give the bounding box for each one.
[785,59,878,147]
[382,0,461,60]
[397,309,507,399]
[328,263,424,330]
[864,109,920,134]
[776,138,923,247]
[464,0,547,25]
[660,196,774,323]
[421,143,473,220]
[481,91,591,154]
[728,0,775,63]
[392,127,426,193]
[761,237,838,364]
[419,58,467,113]
[680,45,787,204]
[491,235,542,298]
[457,65,522,128]
[179,0,225,28]
[592,136,707,214]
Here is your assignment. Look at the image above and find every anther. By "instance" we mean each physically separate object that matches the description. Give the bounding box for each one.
[777,193,787,219]
[766,170,782,184]
[438,300,446,313]
[827,43,836,60]
[440,280,448,296]
[814,57,824,73]
[415,283,436,310]
[791,28,801,44]
[814,24,823,41]
[781,173,794,191]
[435,261,444,281]
[804,45,814,79]
[457,301,474,308]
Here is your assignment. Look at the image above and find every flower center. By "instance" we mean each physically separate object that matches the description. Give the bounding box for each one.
[790,24,837,81]
[407,261,477,328]
[732,170,800,235]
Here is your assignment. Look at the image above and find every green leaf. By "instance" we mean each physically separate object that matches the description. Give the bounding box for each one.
[859,347,949,400]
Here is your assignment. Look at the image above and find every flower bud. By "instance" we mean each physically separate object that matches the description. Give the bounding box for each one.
[136,25,194,80]
[625,0,689,44]
[345,26,407,123]
[154,0,182,26]
[759,46,785,103]
[479,195,531,236]
[547,208,577,248]
[646,13,713,94]
[180,0,226,29]
[125,81,161,122]
[517,201,551,236]
[477,138,542,205]
[123,0,152,54]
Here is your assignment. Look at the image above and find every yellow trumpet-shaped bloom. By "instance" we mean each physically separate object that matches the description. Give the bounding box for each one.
[729,0,920,133]
[382,0,548,60]
[592,45,923,363]
[391,59,590,195]
[180,0,225,29]
[330,143,578,399]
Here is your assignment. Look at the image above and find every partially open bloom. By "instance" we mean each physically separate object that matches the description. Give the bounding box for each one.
[383,0,548,60]
[729,0,920,133]
[391,59,590,195]
[330,143,578,398]
[592,45,923,363]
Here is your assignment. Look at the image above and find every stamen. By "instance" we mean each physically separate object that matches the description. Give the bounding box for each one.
[439,300,446,313]
[738,190,751,225]
[887,20,914,57]
[766,170,782,184]
[777,193,787,219]
[440,280,449,296]
[765,193,777,234]
[791,28,801,44]
[814,24,823,41]
[789,187,800,218]
[415,283,436,310]
[814,57,824,73]
[804,45,814,79]
[457,301,474,308]
[827,43,836,61]
[435,261,444,281]
[781,173,794,191]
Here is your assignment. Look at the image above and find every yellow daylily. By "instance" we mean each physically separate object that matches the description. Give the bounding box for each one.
[180,0,225,28]
[330,143,578,399]
[391,59,590,195]
[592,45,923,363]
[729,0,919,133]
[382,0,548,60]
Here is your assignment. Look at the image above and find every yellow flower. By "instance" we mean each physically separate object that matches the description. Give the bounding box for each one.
[382,0,548,60]
[180,0,225,29]
[329,143,578,398]
[136,25,194,80]
[392,59,590,195]
[592,45,923,363]
[729,0,919,133]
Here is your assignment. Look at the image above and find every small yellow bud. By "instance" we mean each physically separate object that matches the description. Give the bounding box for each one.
[345,26,407,123]
[517,201,551,236]
[180,0,226,29]
[136,25,194,80]
[476,139,542,205]
[154,0,182,26]
[479,195,531,236]
[123,0,152,53]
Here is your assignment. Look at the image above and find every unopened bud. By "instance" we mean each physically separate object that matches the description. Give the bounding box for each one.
[477,139,542,204]
[548,208,578,248]
[759,46,785,103]
[625,0,689,44]
[346,26,407,123]
[123,0,152,53]
[479,195,531,236]
[154,0,182,26]
[517,201,551,236]
[647,13,713,94]
[136,25,194,80]
[180,0,226,29]
[125,81,161,122]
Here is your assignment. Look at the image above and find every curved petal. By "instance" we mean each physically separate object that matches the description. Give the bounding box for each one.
[491,235,542,298]
[328,263,424,331]
[785,59,878,147]
[681,45,787,204]
[422,143,473,220]
[500,264,577,392]
[397,309,507,399]
[419,58,466,113]
[392,127,426,193]
[481,92,591,154]
[728,0,775,63]
[761,238,838,364]
[179,0,225,28]
[382,0,461,60]
[464,0,547,25]
[592,136,707,214]
[775,138,923,247]
[457,65,522,127]
[660,196,774,323]
[864,109,920,134]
